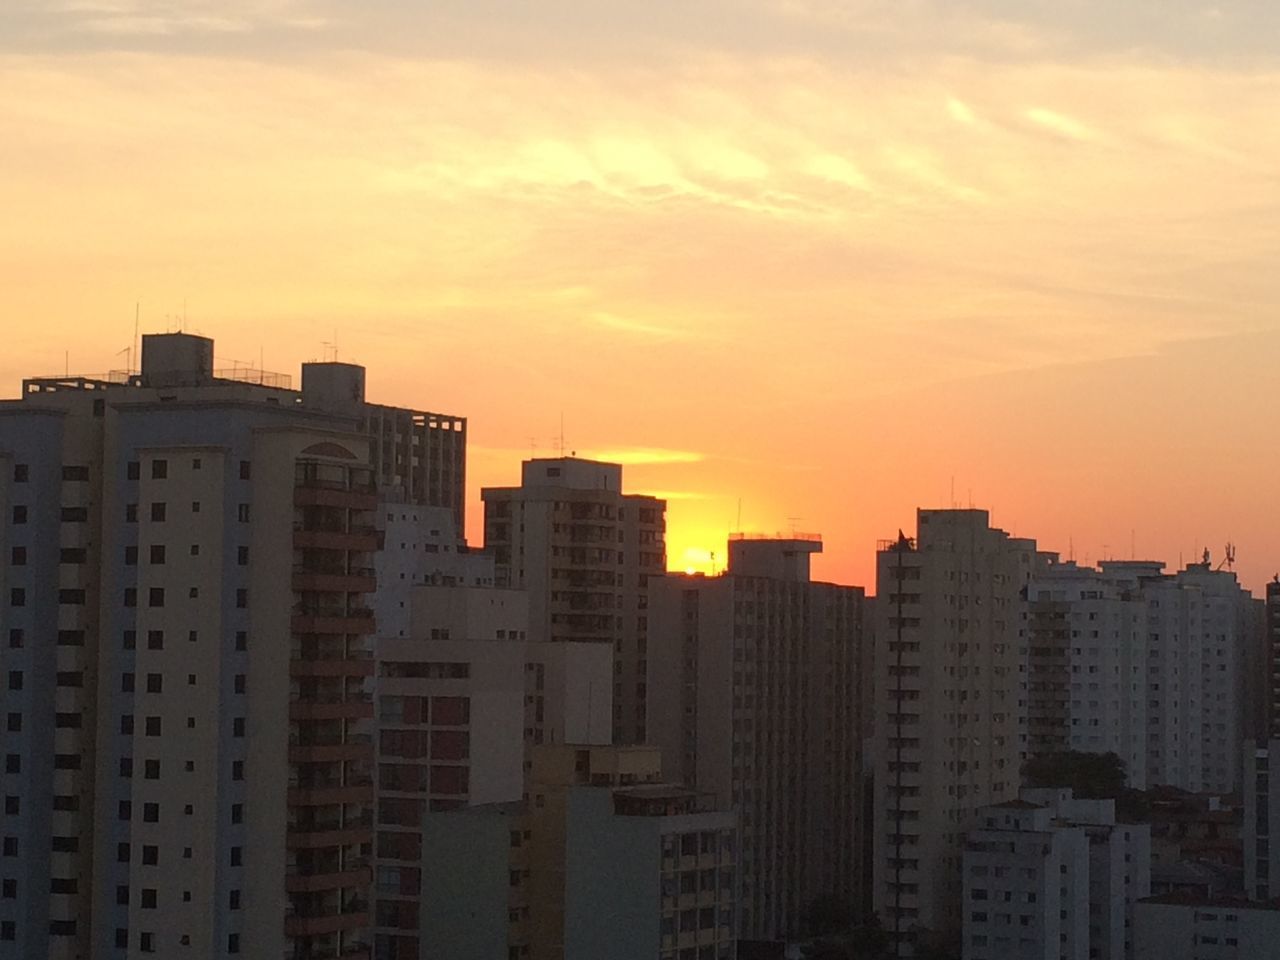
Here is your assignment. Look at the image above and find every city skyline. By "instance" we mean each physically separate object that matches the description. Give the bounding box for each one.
[4,1,1280,592]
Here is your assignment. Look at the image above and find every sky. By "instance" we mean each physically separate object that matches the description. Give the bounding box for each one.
[2,1,1279,592]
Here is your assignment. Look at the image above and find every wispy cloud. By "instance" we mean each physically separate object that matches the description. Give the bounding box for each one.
[583,448,706,465]
[589,312,696,340]
[1025,106,1100,142]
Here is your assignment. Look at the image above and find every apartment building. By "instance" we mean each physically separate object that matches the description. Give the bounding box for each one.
[1244,739,1278,901]
[963,799,1090,960]
[648,535,867,941]
[0,332,465,960]
[1132,894,1280,959]
[372,585,526,960]
[482,457,665,745]
[422,743,737,960]
[962,789,1150,960]
[873,509,1048,954]
[1026,559,1255,792]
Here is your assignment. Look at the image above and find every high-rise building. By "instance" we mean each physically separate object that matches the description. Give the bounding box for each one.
[1244,739,1278,901]
[648,535,868,942]
[422,743,738,960]
[1025,558,1255,793]
[372,584,527,960]
[0,332,465,960]
[873,509,1048,954]
[1267,581,1280,740]
[482,457,665,745]
[1132,893,1280,959]
[962,789,1150,960]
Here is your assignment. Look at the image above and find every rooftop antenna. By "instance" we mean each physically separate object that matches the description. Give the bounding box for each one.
[558,413,565,457]
[950,475,955,508]
[134,301,140,373]
[1131,529,1136,560]
[1216,543,1236,572]
[787,516,802,537]
[736,498,742,533]
[1068,534,1074,563]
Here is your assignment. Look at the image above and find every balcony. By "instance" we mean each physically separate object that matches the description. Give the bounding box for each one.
[293,571,377,595]
[294,527,380,554]
[294,483,378,511]
[288,742,372,764]
[284,911,370,937]
[291,658,375,679]
[292,606,376,638]
[290,699,375,721]
[288,784,375,806]
[285,865,372,894]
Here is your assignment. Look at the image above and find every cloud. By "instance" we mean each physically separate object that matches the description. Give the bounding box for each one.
[582,448,706,465]
[1025,106,1100,142]
[589,313,697,340]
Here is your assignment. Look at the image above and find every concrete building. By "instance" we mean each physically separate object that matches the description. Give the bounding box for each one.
[648,535,867,942]
[1267,581,1280,740]
[373,585,527,960]
[873,510,1049,954]
[1026,558,1255,793]
[1244,740,1279,901]
[1132,894,1280,960]
[962,789,1150,960]
[0,332,466,960]
[482,457,665,745]
[422,744,737,960]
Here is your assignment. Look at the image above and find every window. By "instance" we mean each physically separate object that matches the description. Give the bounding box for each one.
[146,674,162,694]
[239,460,251,480]
[228,933,240,953]
[127,461,140,480]
[60,507,88,523]
[229,847,242,867]
[234,675,246,694]
[125,545,138,566]
[144,717,161,736]
[1,838,15,856]
[119,758,132,778]
[142,845,157,865]
[232,718,245,738]
[7,629,22,649]
[140,931,154,953]
[192,457,202,470]
[235,588,247,608]
[9,547,25,566]
[141,888,156,908]
[123,630,136,650]
[56,630,84,646]
[122,673,136,693]
[118,801,131,821]
[188,586,199,599]
[54,712,81,729]
[237,546,248,566]
[61,465,89,482]
[148,588,164,608]
[4,715,17,733]
[123,587,137,607]
[235,631,247,651]
[56,672,82,688]
[149,503,166,522]
[191,501,200,514]
[151,460,167,480]
[120,715,133,734]
[11,506,26,524]
[232,761,244,781]
[237,503,250,522]
[125,504,137,523]
[147,630,163,650]
[58,589,85,605]
[12,464,28,483]
[6,672,20,691]
[149,545,165,565]
[3,796,16,815]
[231,804,242,824]
[59,547,86,564]
[9,588,24,607]
[142,803,159,823]
[117,843,131,863]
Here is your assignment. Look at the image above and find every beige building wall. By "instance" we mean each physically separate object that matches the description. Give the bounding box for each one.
[874,509,1048,954]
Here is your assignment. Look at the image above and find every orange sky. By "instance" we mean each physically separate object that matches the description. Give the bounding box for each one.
[3,1,1280,593]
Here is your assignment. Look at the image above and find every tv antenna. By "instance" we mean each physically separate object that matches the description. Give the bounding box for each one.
[1216,543,1236,572]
